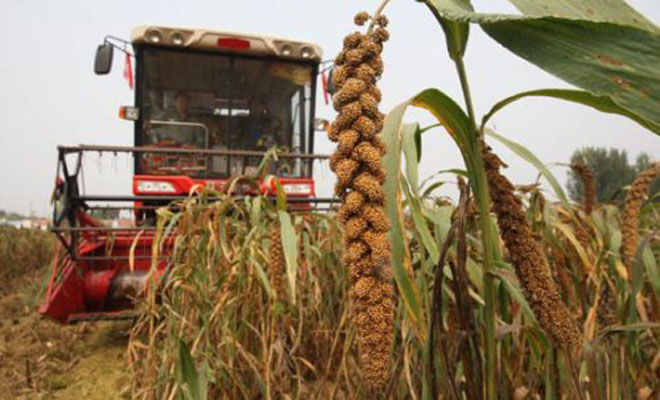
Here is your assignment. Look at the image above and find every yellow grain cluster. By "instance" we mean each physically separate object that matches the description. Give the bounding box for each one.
[571,162,596,215]
[269,221,285,299]
[484,148,581,349]
[328,12,394,388]
[621,162,660,272]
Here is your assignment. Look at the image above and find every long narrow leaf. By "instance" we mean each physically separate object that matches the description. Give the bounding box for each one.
[481,89,660,134]
[381,99,427,340]
[277,210,298,304]
[486,128,571,208]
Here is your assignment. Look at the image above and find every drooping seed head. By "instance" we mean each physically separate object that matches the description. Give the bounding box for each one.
[354,11,370,26]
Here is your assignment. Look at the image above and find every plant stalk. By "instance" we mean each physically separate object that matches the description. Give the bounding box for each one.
[452,51,498,400]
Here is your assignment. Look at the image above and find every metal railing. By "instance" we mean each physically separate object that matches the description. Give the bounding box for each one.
[51,144,337,261]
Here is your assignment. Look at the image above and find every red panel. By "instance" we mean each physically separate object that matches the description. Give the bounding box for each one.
[39,248,86,323]
[217,37,251,50]
[133,175,316,198]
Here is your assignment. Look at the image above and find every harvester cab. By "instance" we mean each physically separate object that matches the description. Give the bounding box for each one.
[41,26,333,323]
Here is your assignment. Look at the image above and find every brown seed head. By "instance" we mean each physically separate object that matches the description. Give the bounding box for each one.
[355,64,377,85]
[345,48,366,67]
[334,50,346,66]
[621,162,660,272]
[361,228,390,265]
[368,56,384,76]
[333,78,367,110]
[331,101,362,133]
[354,11,370,26]
[354,172,385,203]
[343,191,366,214]
[334,158,360,195]
[345,215,368,241]
[571,162,596,214]
[362,203,390,232]
[331,65,349,91]
[360,40,381,59]
[345,240,368,263]
[484,147,581,349]
[349,276,394,387]
[368,86,382,102]
[359,92,379,117]
[337,129,360,155]
[268,222,285,299]
[328,21,393,388]
[373,27,390,43]
[343,31,364,49]
[353,115,379,139]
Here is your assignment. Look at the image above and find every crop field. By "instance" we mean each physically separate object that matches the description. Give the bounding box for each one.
[0,158,658,399]
[2,160,659,399]
[1,1,660,399]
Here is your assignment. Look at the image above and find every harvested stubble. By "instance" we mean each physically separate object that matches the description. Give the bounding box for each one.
[328,12,394,389]
[621,162,660,273]
[483,148,581,349]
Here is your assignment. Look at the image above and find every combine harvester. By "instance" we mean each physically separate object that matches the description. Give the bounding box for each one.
[41,26,334,323]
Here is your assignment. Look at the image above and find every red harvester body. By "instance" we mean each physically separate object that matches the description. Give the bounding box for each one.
[40,26,333,323]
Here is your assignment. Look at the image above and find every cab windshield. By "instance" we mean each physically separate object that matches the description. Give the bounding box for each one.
[137,47,315,178]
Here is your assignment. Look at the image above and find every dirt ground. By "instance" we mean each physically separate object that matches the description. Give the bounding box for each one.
[0,268,131,399]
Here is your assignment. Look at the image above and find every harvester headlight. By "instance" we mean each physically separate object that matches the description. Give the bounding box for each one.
[170,31,185,46]
[137,180,177,193]
[146,29,163,43]
[283,183,312,195]
[280,44,293,56]
[300,46,314,58]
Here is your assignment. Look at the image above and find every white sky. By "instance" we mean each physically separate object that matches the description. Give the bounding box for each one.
[0,0,658,216]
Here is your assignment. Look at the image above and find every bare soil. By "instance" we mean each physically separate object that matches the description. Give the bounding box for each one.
[0,267,130,398]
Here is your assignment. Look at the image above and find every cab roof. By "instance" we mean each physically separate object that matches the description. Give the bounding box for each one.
[131,25,323,63]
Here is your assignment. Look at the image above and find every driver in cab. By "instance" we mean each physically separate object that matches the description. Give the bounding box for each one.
[154,91,205,148]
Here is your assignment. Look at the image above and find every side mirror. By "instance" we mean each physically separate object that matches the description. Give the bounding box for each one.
[326,67,337,95]
[94,43,114,75]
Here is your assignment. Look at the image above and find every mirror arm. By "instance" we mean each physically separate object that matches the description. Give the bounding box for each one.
[103,35,133,57]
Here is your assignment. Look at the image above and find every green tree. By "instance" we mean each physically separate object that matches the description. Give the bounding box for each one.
[567,147,657,203]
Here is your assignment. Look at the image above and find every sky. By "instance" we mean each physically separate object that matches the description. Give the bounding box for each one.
[0,0,658,216]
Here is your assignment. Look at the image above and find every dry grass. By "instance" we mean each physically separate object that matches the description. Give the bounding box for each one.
[0,227,55,295]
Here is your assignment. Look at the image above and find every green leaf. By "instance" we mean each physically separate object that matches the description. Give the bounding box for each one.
[401,177,440,263]
[644,241,660,298]
[605,322,660,333]
[402,123,421,193]
[421,0,473,60]
[277,210,298,304]
[177,339,205,400]
[420,2,660,135]
[381,98,426,339]
[485,128,571,208]
[272,178,287,211]
[412,89,473,153]
[480,18,660,133]
[400,122,441,262]
[481,89,660,134]
[507,0,658,32]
